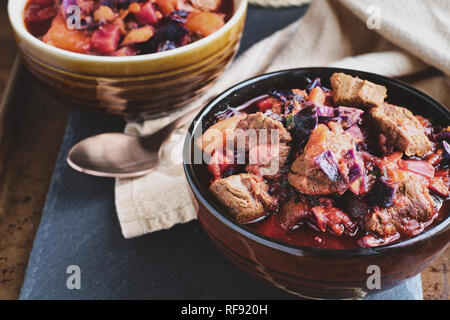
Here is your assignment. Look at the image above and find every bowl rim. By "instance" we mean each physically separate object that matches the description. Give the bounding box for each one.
[8,0,247,63]
[184,67,450,257]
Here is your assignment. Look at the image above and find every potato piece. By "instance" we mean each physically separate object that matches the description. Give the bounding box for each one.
[308,87,326,105]
[191,0,222,11]
[197,114,246,155]
[93,5,116,22]
[121,26,154,46]
[156,0,179,15]
[185,11,225,36]
[42,13,91,54]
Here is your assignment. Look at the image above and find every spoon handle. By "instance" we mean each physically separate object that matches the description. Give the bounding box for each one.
[139,106,203,149]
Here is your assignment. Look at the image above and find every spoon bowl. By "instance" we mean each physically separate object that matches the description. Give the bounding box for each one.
[67,107,200,178]
[67,133,161,178]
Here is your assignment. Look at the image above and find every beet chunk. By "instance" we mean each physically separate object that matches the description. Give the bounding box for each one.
[365,177,398,208]
[91,24,121,54]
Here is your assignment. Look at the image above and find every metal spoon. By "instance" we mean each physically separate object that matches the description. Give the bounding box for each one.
[67,109,199,178]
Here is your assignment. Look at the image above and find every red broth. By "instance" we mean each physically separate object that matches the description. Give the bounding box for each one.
[205,90,449,249]
[247,201,449,249]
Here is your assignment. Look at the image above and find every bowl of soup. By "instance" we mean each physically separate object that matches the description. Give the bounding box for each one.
[183,67,450,299]
[8,0,247,119]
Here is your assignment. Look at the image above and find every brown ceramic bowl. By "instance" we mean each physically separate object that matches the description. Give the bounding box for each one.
[184,67,450,300]
[8,0,247,120]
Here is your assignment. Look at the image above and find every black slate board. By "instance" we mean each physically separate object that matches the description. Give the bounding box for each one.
[19,5,422,300]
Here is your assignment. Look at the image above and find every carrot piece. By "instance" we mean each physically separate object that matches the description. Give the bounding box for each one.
[121,26,154,46]
[155,0,179,15]
[399,160,435,178]
[128,2,141,14]
[42,13,91,54]
[185,11,225,36]
[93,5,116,22]
[308,87,326,105]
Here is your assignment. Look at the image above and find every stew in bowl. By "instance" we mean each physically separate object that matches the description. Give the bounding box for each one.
[196,72,449,250]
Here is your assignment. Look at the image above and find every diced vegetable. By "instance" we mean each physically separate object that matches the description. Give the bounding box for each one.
[121,26,154,46]
[429,177,449,198]
[158,21,188,40]
[348,178,362,195]
[335,106,364,128]
[135,1,160,25]
[197,114,246,155]
[314,150,348,194]
[156,0,180,15]
[307,87,326,105]
[345,125,364,142]
[42,13,91,53]
[291,89,308,100]
[185,11,225,36]
[128,2,141,14]
[398,160,435,178]
[366,177,398,207]
[340,149,363,195]
[90,24,121,54]
[306,77,321,93]
[291,105,318,147]
[304,101,334,118]
[191,0,222,11]
[346,150,363,183]
[94,5,116,21]
[257,97,283,113]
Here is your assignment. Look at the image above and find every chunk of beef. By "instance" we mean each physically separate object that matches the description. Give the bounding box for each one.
[288,123,358,195]
[235,112,291,177]
[364,171,436,238]
[209,173,275,223]
[276,198,357,236]
[276,199,310,229]
[395,171,436,222]
[364,207,398,237]
[311,206,357,236]
[370,103,432,157]
[330,73,387,108]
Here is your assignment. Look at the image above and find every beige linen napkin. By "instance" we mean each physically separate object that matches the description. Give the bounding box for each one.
[115,0,450,238]
[249,0,311,7]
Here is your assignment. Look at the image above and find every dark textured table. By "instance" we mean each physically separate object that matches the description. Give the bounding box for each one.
[17,4,423,300]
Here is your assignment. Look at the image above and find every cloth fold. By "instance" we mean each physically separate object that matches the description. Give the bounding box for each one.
[115,0,450,239]
[249,0,311,7]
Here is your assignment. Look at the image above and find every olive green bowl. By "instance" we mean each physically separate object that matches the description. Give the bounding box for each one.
[8,0,247,119]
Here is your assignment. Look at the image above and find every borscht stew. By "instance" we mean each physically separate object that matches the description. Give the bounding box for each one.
[198,72,450,249]
[24,0,233,56]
